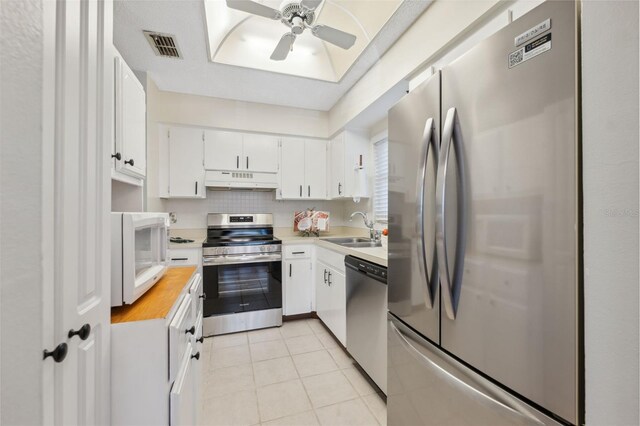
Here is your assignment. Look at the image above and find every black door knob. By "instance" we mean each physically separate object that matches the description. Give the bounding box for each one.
[43,343,68,363]
[111,152,122,161]
[191,352,200,360]
[124,158,134,166]
[68,323,91,341]
[185,326,196,335]
[196,337,204,344]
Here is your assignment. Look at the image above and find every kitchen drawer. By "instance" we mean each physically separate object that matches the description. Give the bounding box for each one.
[188,273,203,319]
[284,245,312,259]
[316,246,346,273]
[169,248,201,266]
[169,294,195,384]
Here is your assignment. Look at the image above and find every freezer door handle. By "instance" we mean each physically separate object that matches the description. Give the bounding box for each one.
[388,316,548,425]
[436,107,468,320]
[416,117,439,309]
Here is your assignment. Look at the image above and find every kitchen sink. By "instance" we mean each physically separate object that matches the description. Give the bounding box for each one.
[323,237,382,248]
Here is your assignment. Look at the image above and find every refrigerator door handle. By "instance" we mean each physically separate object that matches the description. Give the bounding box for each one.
[416,117,439,309]
[389,317,546,425]
[436,107,468,320]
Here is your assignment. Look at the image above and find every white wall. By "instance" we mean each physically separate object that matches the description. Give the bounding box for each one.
[582,1,639,424]
[0,0,44,424]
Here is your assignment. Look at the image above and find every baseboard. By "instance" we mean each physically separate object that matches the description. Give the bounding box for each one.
[282,311,318,321]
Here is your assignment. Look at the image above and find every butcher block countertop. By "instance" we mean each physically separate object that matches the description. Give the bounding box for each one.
[111,266,196,324]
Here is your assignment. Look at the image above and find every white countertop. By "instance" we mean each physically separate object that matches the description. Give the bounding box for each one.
[167,226,388,267]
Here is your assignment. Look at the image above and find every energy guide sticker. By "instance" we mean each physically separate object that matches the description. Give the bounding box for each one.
[509,33,552,68]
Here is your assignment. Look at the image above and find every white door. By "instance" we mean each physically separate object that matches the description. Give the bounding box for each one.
[169,127,205,198]
[114,53,146,178]
[284,259,313,315]
[242,133,279,173]
[280,138,306,199]
[170,343,197,426]
[42,0,112,424]
[305,140,327,199]
[204,130,243,170]
[315,262,331,324]
[328,269,347,346]
[330,136,345,198]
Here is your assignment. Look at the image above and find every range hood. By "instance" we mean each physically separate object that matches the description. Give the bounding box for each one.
[205,170,278,191]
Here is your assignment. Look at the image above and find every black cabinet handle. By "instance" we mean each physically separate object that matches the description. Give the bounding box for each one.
[338,182,342,195]
[171,258,188,261]
[246,157,249,169]
[124,158,134,166]
[308,185,310,197]
[185,326,196,335]
[323,269,327,284]
[111,152,121,161]
[196,337,204,344]
[195,181,198,195]
[292,251,305,255]
[43,343,68,363]
[191,352,200,360]
[299,185,302,197]
[236,156,239,169]
[68,323,91,341]
[289,264,292,277]
[328,271,332,286]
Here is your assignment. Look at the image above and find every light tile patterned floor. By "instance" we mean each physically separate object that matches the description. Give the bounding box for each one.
[199,318,386,426]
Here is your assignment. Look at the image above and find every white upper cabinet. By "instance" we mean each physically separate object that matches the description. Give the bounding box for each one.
[204,130,278,173]
[280,138,306,199]
[204,130,242,171]
[242,134,279,173]
[329,130,370,199]
[160,126,205,199]
[280,138,328,200]
[114,51,146,181]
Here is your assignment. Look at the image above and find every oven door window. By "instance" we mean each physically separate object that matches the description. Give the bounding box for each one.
[204,261,282,315]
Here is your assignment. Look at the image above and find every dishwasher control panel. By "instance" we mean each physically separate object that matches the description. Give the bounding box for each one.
[345,255,387,283]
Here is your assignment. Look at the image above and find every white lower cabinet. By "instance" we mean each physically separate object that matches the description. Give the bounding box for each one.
[315,259,346,346]
[111,271,203,425]
[283,245,313,316]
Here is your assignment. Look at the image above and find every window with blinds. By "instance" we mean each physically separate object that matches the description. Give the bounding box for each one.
[373,138,388,223]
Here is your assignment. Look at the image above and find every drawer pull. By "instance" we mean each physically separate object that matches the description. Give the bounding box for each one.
[185,326,196,335]
[292,251,305,255]
[196,337,204,344]
[68,323,91,341]
[43,343,68,363]
[191,352,200,360]
[171,257,188,261]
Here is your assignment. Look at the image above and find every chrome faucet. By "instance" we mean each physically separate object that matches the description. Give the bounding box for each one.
[350,211,376,240]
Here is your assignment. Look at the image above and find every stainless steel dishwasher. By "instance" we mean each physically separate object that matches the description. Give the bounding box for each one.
[345,255,387,394]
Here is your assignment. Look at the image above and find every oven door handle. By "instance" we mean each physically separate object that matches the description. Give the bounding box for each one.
[203,253,282,266]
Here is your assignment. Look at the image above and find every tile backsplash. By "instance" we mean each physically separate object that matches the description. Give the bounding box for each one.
[164,190,366,229]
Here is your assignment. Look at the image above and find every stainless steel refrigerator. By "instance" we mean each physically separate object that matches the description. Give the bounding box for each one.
[387,1,581,425]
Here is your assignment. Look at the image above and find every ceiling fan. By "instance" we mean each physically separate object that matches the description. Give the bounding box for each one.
[226,0,357,61]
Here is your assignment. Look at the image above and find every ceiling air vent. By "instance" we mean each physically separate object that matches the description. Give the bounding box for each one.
[143,30,182,59]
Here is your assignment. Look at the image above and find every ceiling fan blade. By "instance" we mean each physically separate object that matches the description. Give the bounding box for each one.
[300,0,322,11]
[311,25,356,49]
[270,33,295,61]
[226,0,281,19]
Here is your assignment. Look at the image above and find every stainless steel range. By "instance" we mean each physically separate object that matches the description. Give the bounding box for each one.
[202,213,282,336]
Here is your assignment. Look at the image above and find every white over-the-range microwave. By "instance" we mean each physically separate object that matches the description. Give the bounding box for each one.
[111,212,169,307]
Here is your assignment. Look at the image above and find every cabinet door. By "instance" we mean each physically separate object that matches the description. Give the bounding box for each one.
[305,140,327,199]
[327,268,346,346]
[280,138,306,199]
[243,134,279,173]
[115,55,146,178]
[170,342,196,426]
[330,136,345,198]
[204,130,243,171]
[315,262,331,323]
[169,127,205,198]
[284,259,312,315]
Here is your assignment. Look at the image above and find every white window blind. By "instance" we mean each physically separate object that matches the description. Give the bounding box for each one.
[373,138,388,223]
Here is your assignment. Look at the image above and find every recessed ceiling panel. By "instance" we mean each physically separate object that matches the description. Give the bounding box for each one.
[205,0,403,82]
